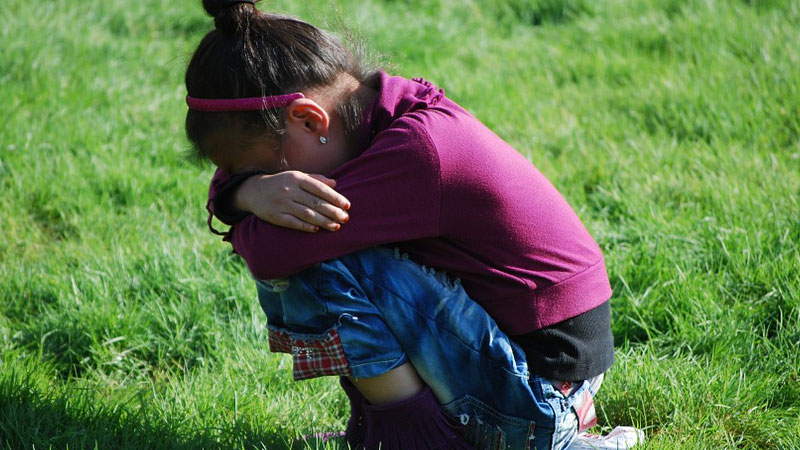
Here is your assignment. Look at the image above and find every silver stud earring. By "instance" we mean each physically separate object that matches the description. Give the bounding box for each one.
[319,136,328,144]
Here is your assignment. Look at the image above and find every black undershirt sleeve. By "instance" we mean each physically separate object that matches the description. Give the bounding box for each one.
[511,300,614,382]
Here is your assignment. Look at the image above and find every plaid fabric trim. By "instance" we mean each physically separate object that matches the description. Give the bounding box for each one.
[268,328,351,381]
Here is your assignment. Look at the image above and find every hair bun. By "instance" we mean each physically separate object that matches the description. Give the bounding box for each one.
[203,0,256,16]
[202,0,258,33]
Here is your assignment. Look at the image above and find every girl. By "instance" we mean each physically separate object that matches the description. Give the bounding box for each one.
[185,1,622,449]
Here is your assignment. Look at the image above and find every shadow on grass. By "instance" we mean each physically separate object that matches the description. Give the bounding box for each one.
[0,373,295,450]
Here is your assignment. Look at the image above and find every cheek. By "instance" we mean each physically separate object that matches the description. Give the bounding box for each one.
[207,154,229,172]
[284,136,321,172]
[210,144,282,174]
[207,150,243,174]
[282,134,349,174]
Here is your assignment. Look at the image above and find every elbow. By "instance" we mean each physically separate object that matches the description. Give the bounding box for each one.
[239,248,310,280]
[231,220,314,280]
[229,221,286,280]
[241,251,293,280]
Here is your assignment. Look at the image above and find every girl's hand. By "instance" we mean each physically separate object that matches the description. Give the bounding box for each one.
[234,171,351,233]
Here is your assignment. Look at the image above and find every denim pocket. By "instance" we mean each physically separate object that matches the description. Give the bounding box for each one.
[443,395,537,450]
[314,259,367,300]
[267,325,351,381]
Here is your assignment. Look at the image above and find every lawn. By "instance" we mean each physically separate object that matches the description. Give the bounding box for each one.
[1,0,798,449]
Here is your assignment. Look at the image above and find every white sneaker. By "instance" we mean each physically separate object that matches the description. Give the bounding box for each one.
[566,426,646,450]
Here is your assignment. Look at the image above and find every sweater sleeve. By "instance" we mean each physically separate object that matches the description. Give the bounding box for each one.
[208,169,269,225]
[229,118,442,280]
[208,168,232,213]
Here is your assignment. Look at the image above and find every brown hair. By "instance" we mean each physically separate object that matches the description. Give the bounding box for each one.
[185,0,378,161]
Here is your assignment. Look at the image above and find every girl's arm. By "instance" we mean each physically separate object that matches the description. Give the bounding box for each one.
[209,169,350,232]
[234,171,351,233]
[222,120,442,280]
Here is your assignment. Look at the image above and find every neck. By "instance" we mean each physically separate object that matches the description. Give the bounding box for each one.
[307,72,379,159]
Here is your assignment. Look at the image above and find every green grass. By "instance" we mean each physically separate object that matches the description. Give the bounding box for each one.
[1,0,798,448]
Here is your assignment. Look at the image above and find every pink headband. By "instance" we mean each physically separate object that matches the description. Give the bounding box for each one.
[185,93,305,112]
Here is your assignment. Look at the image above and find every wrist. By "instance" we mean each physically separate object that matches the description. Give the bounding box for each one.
[233,175,260,213]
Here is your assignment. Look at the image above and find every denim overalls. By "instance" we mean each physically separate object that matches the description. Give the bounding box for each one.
[256,247,601,450]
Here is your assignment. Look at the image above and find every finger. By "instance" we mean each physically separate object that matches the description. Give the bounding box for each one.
[298,175,351,211]
[285,203,342,232]
[273,213,320,233]
[307,174,337,188]
[294,191,350,223]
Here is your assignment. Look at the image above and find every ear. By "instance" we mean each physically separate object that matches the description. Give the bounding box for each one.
[285,99,330,137]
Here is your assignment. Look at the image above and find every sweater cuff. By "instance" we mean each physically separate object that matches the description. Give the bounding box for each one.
[212,170,265,225]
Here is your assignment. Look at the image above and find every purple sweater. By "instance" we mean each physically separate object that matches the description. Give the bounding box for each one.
[209,72,612,335]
